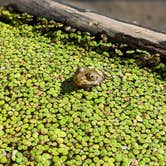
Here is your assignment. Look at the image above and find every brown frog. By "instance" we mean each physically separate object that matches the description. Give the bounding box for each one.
[74,67,104,88]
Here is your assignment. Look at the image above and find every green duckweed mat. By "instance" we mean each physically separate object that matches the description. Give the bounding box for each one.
[0,8,166,166]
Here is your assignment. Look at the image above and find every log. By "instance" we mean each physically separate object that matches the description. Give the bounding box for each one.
[0,0,166,58]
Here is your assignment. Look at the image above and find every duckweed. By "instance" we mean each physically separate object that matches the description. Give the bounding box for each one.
[0,7,166,165]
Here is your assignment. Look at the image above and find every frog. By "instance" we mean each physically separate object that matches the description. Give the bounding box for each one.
[74,67,104,88]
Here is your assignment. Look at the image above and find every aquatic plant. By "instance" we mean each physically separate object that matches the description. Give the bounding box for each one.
[0,8,166,165]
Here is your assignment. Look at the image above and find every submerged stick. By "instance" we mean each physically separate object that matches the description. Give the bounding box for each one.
[0,0,166,58]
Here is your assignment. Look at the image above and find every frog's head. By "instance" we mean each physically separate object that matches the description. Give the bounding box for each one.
[74,67,104,88]
[86,71,103,82]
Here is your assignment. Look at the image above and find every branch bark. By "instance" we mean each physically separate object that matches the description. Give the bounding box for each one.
[1,0,166,58]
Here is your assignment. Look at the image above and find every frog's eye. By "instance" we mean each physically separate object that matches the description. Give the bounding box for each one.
[90,74,98,80]
[86,74,92,80]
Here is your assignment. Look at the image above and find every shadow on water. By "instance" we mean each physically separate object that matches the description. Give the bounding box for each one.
[60,77,77,95]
